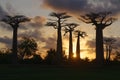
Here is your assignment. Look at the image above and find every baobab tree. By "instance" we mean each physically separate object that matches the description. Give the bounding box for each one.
[104,37,116,62]
[80,12,116,64]
[46,12,71,63]
[64,23,78,60]
[74,30,87,60]
[1,15,30,63]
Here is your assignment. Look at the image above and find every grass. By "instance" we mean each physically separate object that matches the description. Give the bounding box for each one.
[0,64,120,80]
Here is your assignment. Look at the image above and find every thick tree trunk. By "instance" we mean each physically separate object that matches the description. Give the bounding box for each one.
[76,36,80,60]
[69,31,73,60]
[56,19,63,63]
[12,27,18,64]
[96,27,104,64]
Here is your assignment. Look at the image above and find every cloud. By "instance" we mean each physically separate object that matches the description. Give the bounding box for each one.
[0,22,12,31]
[0,15,46,32]
[18,29,44,41]
[112,37,120,49]
[43,0,89,14]
[5,2,20,16]
[0,2,46,31]
[42,37,56,50]
[43,0,120,16]
[29,16,46,27]
[86,37,120,52]
[0,36,12,48]
[86,39,95,49]
[0,5,8,20]
[19,16,46,30]
[0,29,56,51]
[18,27,56,50]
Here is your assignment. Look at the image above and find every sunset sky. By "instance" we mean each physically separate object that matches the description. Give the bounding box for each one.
[0,0,120,59]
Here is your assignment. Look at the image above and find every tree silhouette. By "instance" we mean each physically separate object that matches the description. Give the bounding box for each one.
[0,48,12,63]
[74,30,87,60]
[45,49,56,64]
[104,37,116,62]
[80,12,116,64]
[46,12,71,63]
[114,51,120,61]
[64,23,78,60]
[18,37,37,60]
[1,15,30,63]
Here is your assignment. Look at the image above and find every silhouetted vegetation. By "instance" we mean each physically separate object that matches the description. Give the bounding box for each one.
[1,15,30,64]
[80,12,116,64]
[18,37,38,59]
[44,49,56,64]
[104,37,116,62]
[19,54,43,64]
[0,11,119,67]
[0,48,12,63]
[17,37,43,64]
[64,23,78,60]
[74,30,87,60]
[1,2,120,80]
[46,12,71,63]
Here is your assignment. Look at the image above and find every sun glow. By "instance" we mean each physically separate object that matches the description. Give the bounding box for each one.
[64,38,95,60]
[73,53,76,58]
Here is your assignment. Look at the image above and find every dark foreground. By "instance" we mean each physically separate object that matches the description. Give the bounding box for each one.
[0,64,120,80]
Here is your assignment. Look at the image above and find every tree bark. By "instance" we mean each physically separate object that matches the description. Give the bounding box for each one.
[96,26,104,64]
[76,36,80,60]
[56,19,63,63]
[12,27,18,64]
[69,31,73,60]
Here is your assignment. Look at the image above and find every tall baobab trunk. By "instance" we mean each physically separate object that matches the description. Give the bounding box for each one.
[96,27,104,64]
[56,19,63,63]
[69,31,73,60]
[76,35,80,60]
[12,26,18,64]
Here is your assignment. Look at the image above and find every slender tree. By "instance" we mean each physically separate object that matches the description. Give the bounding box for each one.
[80,12,116,64]
[64,23,78,60]
[74,30,87,60]
[46,12,71,63]
[1,15,30,63]
[104,37,116,62]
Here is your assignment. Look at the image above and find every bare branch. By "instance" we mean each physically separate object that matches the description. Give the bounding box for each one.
[47,12,71,29]
[61,15,71,19]
[1,15,30,27]
[74,30,87,38]
[45,22,57,29]
[104,18,117,27]
[78,17,92,24]
[49,12,71,19]
[63,23,78,36]
[61,20,67,24]
[80,14,98,25]
[80,11,116,28]
[63,27,69,36]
